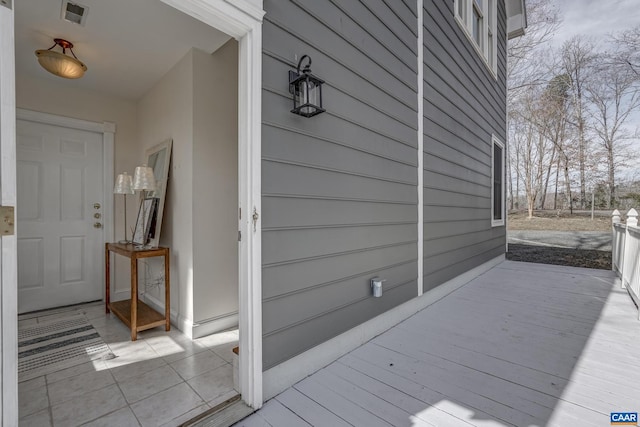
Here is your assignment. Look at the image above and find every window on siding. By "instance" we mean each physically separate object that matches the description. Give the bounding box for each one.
[492,137,505,226]
[454,0,497,75]
[472,0,483,46]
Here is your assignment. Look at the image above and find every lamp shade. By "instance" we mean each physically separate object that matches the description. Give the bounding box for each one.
[113,172,134,194]
[35,39,87,79]
[35,50,87,79]
[132,165,156,191]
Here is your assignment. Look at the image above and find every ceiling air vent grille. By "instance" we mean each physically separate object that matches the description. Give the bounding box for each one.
[61,1,88,26]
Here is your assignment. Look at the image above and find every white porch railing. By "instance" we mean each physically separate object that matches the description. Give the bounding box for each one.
[612,208,640,318]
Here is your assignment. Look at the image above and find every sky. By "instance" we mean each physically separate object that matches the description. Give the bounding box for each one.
[552,0,638,46]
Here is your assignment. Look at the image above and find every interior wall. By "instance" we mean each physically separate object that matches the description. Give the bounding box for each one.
[192,41,239,337]
[15,73,139,299]
[137,50,195,330]
[17,44,239,337]
[137,45,239,337]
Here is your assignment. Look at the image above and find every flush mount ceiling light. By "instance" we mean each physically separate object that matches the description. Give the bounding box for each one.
[35,38,87,79]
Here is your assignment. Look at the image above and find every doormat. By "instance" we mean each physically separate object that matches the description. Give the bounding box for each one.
[18,312,112,382]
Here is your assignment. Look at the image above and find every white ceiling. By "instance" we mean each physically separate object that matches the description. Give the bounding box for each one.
[15,0,233,101]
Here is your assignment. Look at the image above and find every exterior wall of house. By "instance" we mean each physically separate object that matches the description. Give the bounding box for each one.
[261,0,420,369]
[422,1,507,291]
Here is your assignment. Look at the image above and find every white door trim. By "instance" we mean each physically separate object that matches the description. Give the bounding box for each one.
[160,0,264,409]
[16,108,116,280]
[0,5,18,425]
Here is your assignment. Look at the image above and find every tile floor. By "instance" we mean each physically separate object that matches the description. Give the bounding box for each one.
[18,302,239,427]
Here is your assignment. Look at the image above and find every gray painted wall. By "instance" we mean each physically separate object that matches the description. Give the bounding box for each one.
[422,1,507,290]
[261,0,508,369]
[261,0,420,369]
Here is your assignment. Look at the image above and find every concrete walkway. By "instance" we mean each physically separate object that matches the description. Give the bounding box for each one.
[235,261,639,426]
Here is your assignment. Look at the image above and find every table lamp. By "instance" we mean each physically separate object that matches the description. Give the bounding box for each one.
[132,165,156,247]
[113,172,134,243]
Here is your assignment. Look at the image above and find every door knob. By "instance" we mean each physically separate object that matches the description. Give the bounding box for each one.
[93,203,101,209]
[94,222,103,229]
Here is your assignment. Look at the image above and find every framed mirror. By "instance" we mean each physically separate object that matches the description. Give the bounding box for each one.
[145,139,172,247]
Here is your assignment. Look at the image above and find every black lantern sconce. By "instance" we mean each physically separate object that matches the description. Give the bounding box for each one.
[288,55,325,117]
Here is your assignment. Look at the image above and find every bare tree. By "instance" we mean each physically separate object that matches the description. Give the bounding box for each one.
[586,60,640,208]
[537,74,574,213]
[511,86,559,218]
[507,0,561,98]
[561,37,595,209]
[611,25,640,76]
[507,0,560,211]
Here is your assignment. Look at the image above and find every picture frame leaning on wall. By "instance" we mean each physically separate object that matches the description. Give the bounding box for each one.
[132,197,158,246]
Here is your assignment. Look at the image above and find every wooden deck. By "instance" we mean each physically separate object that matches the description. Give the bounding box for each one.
[237,261,640,426]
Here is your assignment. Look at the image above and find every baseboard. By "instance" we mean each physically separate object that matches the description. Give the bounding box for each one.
[192,312,239,339]
[112,292,237,340]
[141,293,193,338]
[262,254,505,400]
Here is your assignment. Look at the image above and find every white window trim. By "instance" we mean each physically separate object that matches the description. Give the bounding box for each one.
[492,135,505,227]
[453,0,497,77]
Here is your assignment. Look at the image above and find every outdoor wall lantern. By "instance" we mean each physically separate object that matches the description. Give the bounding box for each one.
[289,55,325,117]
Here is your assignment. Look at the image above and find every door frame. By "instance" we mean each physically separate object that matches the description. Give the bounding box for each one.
[0,4,18,425]
[16,108,115,310]
[2,1,265,421]
[159,0,265,409]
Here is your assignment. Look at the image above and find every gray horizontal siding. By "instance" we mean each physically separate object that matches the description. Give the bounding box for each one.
[262,279,417,370]
[263,224,418,266]
[262,95,418,165]
[262,197,417,229]
[423,236,505,291]
[262,161,417,204]
[263,243,418,299]
[421,1,507,288]
[263,261,418,333]
[262,0,419,370]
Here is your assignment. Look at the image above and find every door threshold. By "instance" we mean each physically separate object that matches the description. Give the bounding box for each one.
[18,300,102,320]
[181,394,254,427]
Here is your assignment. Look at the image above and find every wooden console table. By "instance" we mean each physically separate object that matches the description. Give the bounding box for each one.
[105,243,170,341]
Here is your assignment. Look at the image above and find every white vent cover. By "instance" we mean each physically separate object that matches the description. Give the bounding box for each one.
[61,1,88,26]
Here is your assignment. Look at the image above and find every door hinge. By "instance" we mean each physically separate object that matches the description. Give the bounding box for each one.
[0,0,12,10]
[238,230,242,242]
[0,206,15,236]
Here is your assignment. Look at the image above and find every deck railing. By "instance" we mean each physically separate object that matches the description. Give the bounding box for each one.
[612,208,640,317]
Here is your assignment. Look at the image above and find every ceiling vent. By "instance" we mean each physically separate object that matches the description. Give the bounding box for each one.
[61,1,88,26]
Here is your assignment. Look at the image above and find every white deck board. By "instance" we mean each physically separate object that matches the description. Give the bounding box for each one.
[294,377,394,427]
[274,388,351,427]
[249,399,311,427]
[239,261,639,426]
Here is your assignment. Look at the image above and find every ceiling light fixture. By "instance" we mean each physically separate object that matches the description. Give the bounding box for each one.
[35,38,87,79]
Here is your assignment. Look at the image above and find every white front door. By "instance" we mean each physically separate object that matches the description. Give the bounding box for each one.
[17,119,104,313]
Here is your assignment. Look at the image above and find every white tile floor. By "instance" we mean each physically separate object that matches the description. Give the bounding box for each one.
[18,302,239,427]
